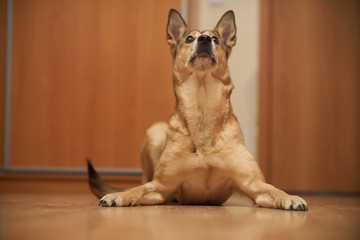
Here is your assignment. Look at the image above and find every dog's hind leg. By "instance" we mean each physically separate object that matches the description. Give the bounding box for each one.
[140,122,168,183]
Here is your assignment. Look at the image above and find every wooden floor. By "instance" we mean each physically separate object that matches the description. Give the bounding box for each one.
[0,193,359,240]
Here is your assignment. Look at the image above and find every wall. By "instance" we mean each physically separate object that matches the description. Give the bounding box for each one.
[191,0,260,159]
[0,0,6,167]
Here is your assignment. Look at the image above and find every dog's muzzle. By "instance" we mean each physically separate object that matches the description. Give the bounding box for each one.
[189,35,216,65]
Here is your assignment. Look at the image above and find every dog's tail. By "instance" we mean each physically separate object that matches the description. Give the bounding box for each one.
[86,159,123,199]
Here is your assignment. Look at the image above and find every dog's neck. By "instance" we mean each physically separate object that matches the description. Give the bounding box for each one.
[172,70,234,151]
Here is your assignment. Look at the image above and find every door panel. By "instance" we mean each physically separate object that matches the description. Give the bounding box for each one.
[259,0,360,192]
[10,0,181,169]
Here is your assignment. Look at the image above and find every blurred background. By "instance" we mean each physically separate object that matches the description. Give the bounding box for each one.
[0,0,359,194]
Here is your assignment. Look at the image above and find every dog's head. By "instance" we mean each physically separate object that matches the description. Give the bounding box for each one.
[166,9,236,73]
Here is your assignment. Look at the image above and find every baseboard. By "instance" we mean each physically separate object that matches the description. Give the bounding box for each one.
[0,173,142,194]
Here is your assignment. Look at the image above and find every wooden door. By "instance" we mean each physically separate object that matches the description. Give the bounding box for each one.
[8,0,181,170]
[259,0,360,192]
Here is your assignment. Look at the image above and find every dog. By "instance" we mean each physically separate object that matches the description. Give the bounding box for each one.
[87,9,308,211]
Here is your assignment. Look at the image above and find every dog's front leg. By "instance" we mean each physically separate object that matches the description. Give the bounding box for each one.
[241,179,308,211]
[99,180,172,207]
[99,148,190,207]
[218,144,308,211]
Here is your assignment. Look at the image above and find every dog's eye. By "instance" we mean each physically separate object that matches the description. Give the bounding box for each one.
[212,36,219,45]
[185,36,195,43]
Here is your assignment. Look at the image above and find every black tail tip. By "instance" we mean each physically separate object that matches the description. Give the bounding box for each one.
[86,157,92,168]
[86,158,97,177]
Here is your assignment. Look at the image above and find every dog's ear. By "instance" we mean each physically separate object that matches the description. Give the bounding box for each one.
[214,10,236,49]
[167,9,187,54]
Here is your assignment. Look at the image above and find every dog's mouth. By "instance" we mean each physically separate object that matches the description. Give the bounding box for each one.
[197,49,212,58]
[189,49,216,65]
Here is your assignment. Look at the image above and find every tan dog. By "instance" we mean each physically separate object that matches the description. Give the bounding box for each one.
[88,9,308,211]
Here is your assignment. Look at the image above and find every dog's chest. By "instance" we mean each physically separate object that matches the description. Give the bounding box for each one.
[178,167,234,204]
[176,75,229,149]
[175,153,235,204]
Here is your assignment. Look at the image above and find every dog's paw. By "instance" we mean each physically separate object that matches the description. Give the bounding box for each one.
[276,195,308,211]
[99,193,136,207]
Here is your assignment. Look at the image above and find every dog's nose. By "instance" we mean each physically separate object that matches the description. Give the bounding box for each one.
[198,35,211,43]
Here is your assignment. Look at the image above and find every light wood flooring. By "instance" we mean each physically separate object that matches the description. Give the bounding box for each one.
[0,193,359,240]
